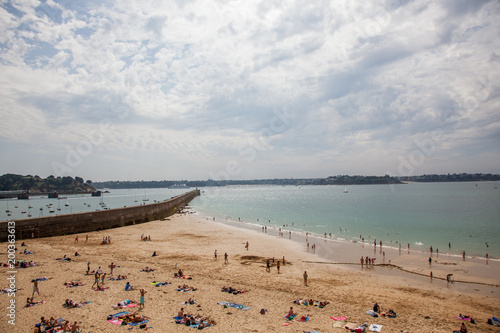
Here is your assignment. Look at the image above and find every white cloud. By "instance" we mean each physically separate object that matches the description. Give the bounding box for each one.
[0,0,499,181]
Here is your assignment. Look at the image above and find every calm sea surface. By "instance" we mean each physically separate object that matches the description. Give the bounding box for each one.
[190,182,500,259]
[2,183,499,258]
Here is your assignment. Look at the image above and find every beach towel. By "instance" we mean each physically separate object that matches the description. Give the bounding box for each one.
[123,304,137,308]
[107,319,122,325]
[150,281,171,286]
[366,310,378,317]
[217,301,251,311]
[369,324,383,332]
[455,316,471,321]
[330,316,348,321]
[110,311,129,318]
[343,322,358,330]
[129,319,149,327]
[174,275,192,279]
[332,320,347,328]
[25,301,46,307]
[297,316,309,322]
[66,284,84,288]
[94,287,108,291]
[284,314,296,321]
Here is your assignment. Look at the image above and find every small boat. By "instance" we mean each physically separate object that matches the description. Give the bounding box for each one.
[343,186,348,193]
[65,202,70,206]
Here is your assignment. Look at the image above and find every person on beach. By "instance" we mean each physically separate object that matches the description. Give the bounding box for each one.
[282,256,286,265]
[32,280,39,297]
[71,321,79,333]
[101,273,106,285]
[266,260,270,272]
[373,302,380,313]
[224,252,228,264]
[277,260,280,274]
[109,262,116,275]
[430,271,433,280]
[92,272,100,289]
[462,251,466,261]
[178,307,184,318]
[459,322,468,332]
[360,256,364,267]
[87,262,91,274]
[214,250,217,260]
[152,251,158,257]
[428,257,432,265]
[288,306,296,319]
[139,289,146,308]
[303,271,308,286]
[97,266,102,274]
[245,241,249,251]
[86,234,88,242]
[75,236,78,243]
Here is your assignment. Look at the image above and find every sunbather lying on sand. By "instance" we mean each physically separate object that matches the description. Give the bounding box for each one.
[116,312,149,323]
[25,297,44,307]
[64,299,87,308]
[176,284,197,292]
[221,286,247,294]
[64,281,83,287]
[112,299,136,309]
[140,267,155,272]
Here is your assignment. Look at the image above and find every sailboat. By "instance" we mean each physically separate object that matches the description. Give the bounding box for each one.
[343,186,348,193]
[142,190,149,202]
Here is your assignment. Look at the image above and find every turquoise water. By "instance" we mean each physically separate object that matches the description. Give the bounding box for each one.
[190,182,500,258]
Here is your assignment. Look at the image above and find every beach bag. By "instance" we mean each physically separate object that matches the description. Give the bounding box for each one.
[33,327,40,333]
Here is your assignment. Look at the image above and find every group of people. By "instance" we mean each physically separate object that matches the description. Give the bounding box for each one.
[175,308,215,329]
[292,299,329,308]
[101,236,111,245]
[37,317,80,333]
[360,256,376,266]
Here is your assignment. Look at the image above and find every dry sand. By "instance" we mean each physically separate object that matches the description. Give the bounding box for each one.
[1,212,499,332]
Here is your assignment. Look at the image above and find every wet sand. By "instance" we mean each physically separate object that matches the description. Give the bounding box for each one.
[1,213,499,332]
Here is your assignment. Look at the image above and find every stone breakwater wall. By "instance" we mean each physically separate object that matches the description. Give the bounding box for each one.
[0,190,200,242]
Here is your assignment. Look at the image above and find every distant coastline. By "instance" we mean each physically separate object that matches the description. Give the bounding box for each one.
[92,173,500,189]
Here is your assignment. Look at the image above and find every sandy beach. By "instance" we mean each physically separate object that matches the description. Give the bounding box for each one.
[1,212,499,332]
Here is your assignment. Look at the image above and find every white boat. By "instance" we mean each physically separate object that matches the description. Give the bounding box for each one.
[344,186,348,193]
[169,183,188,188]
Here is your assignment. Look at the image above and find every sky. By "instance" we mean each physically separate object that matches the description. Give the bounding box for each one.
[0,0,499,182]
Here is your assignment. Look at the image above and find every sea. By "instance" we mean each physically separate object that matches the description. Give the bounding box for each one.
[2,182,499,259]
[189,181,500,259]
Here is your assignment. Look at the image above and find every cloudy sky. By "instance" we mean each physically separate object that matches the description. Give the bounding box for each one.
[0,0,499,182]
